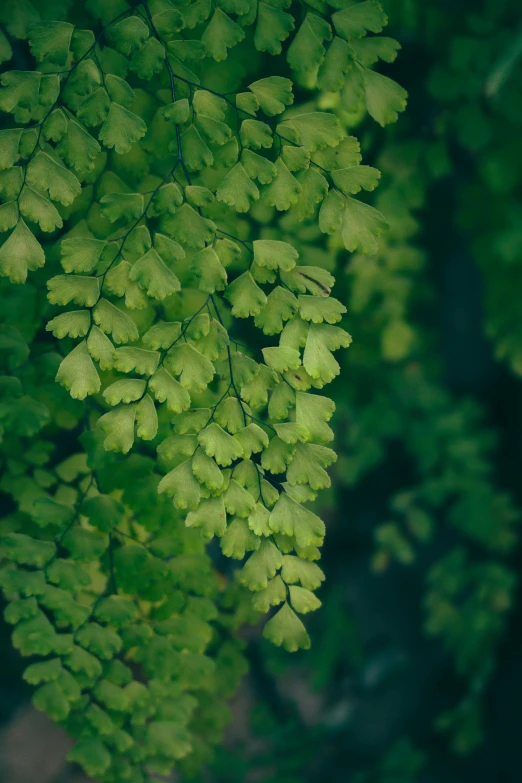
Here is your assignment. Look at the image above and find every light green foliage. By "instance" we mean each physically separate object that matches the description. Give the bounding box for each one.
[0,0,404,780]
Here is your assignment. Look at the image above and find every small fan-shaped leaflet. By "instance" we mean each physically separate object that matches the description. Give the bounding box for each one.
[0,1,404,781]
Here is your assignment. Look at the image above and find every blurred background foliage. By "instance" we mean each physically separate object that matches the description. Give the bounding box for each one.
[2,0,522,781]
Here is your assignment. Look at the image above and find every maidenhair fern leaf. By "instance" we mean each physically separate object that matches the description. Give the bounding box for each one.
[0,1,405,780]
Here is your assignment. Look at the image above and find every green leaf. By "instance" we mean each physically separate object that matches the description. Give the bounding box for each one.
[263,602,310,651]
[81,494,125,533]
[107,16,150,55]
[255,287,299,335]
[214,396,247,434]
[224,479,257,518]
[87,326,115,370]
[241,540,283,590]
[287,13,332,75]
[3,533,55,567]
[221,518,260,559]
[351,35,401,66]
[342,196,388,254]
[161,203,216,248]
[0,220,45,283]
[166,343,215,391]
[331,164,381,195]
[0,29,12,65]
[129,249,181,300]
[158,458,201,510]
[47,560,91,591]
[0,567,46,598]
[149,369,191,413]
[240,363,276,408]
[103,379,146,405]
[100,192,144,223]
[185,185,215,207]
[154,232,185,263]
[261,435,296,473]
[136,394,158,440]
[33,681,70,721]
[295,391,335,443]
[5,597,40,624]
[23,658,62,685]
[97,404,136,453]
[234,423,269,458]
[185,495,227,540]
[293,168,329,220]
[332,1,388,40]
[146,722,191,761]
[168,39,208,62]
[363,68,408,126]
[180,124,214,171]
[254,3,294,55]
[197,113,233,146]
[77,88,110,126]
[299,295,346,324]
[94,595,137,628]
[225,271,267,317]
[27,151,81,206]
[68,739,111,778]
[289,585,321,613]
[239,119,273,150]
[0,201,17,232]
[317,36,353,92]
[130,38,165,79]
[202,8,245,61]
[248,502,272,536]
[61,237,108,274]
[191,246,228,293]
[269,382,296,420]
[249,76,294,116]
[62,526,109,562]
[262,158,302,210]
[29,21,73,65]
[11,608,57,657]
[99,103,147,154]
[281,554,325,589]
[0,128,22,170]
[192,449,224,491]
[106,74,135,107]
[252,575,286,612]
[281,144,310,172]
[280,113,344,152]
[48,275,99,307]
[56,340,101,400]
[253,240,298,272]
[242,150,277,184]
[0,71,41,114]
[30,497,73,530]
[269,492,325,547]
[287,442,335,490]
[19,186,62,232]
[216,162,260,212]
[237,91,259,114]
[263,346,301,373]
[56,119,101,176]
[163,97,190,124]
[93,299,139,344]
[198,422,244,466]
[303,322,341,384]
[76,622,122,660]
[143,320,181,350]
[318,189,344,235]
